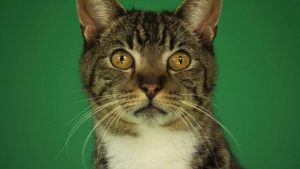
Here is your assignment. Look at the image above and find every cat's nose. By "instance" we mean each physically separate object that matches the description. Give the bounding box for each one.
[141,83,161,99]
[137,74,166,100]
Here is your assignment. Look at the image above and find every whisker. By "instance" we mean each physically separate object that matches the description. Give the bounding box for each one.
[57,110,93,159]
[113,103,127,135]
[178,93,223,114]
[178,107,219,169]
[174,22,184,37]
[81,105,122,169]
[95,106,124,168]
[167,106,203,167]
[180,100,242,156]
[71,93,120,105]
[58,99,124,159]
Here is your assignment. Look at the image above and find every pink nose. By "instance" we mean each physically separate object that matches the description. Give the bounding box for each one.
[141,83,161,98]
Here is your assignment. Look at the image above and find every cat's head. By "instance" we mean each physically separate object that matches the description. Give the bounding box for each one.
[77,0,222,129]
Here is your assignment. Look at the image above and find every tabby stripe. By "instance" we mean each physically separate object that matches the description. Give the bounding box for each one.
[87,55,101,94]
[202,65,213,94]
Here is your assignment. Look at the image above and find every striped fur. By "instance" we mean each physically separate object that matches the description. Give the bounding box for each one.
[77,0,241,169]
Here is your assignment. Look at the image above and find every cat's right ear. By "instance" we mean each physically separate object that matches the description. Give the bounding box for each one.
[77,0,125,43]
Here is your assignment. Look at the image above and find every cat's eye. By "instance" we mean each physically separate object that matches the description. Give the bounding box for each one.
[111,50,134,70]
[168,51,191,71]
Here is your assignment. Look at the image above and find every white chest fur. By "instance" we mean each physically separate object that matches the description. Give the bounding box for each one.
[103,126,197,169]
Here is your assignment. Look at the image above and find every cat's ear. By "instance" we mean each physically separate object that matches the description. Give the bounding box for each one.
[176,0,222,46]
[77,0,125,43]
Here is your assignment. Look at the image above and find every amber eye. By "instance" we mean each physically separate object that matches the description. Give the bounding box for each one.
[168,51,191,71]
[111,50,134,70]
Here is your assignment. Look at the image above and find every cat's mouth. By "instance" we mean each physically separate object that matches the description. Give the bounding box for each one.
[134,105,167,119]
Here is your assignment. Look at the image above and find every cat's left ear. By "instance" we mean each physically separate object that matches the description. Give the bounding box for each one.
[77,0,126,43]
[176,0,222,46]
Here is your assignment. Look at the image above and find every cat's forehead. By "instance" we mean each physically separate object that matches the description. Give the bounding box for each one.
[113,10,187,50]
[124,10,180,36]
[99,10,201,65]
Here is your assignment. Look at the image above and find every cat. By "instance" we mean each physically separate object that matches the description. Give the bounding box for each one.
[76,0,241,168]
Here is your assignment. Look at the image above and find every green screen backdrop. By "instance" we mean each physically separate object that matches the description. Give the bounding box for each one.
[0,0,299,168]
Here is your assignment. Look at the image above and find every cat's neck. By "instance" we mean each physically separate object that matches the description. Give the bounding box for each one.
[98,125,199,169]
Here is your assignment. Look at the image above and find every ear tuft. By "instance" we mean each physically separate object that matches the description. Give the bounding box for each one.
[77,0,125,43]
[176,0,222,46]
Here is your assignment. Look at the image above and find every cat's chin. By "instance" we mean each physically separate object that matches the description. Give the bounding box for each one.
[134,105,166,119]
[130,105,170,125]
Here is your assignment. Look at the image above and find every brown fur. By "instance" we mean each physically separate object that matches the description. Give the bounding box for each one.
[76,0,242,168]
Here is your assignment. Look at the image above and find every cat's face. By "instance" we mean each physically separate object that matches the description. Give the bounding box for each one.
[78,0,221,129]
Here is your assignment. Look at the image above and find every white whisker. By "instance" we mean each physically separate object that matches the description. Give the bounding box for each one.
[179,93,223,114]
[82,104,123,169]
[168,106,206,168]
[178,107,219,169]
[71,93,120,105]
[58,99,124,159]
[95,106,124,168]
[181,100,242,156]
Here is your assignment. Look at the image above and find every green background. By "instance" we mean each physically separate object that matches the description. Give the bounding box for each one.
[0,0,299,168]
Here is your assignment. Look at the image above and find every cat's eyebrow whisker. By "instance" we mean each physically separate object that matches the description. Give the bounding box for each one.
[180,101,242,155]
[121,19,133,39]
[174,26,190,40]
[173,21,184,38]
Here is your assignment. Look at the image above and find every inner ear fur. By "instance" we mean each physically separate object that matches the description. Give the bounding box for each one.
[77,0,125,43]
[176,0,222,46]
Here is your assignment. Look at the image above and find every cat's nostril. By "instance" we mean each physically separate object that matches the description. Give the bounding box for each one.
[141,83,161,99]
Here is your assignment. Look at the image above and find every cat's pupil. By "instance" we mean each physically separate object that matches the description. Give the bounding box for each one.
[179,56,183,64]
[120,55,125,63]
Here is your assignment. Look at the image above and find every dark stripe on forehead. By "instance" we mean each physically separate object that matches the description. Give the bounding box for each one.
[141,12,153,43]
[139,12,162,45]
[122,20,134,49]
[169,35,176,50]
[126,34,134,49]
[125,11,183,50]
[202,65,215,94]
